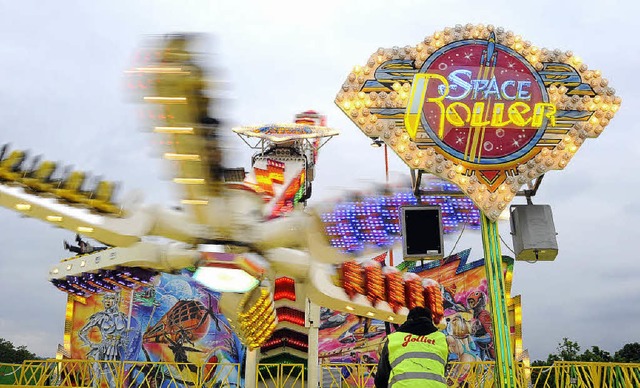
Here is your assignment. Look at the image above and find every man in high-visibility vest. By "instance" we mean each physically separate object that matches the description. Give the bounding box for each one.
[374,306,448,387]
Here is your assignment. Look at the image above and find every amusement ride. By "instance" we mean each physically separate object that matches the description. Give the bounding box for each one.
[0,23,621,388]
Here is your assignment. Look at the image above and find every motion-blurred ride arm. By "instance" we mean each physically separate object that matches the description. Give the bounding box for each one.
[0,145,205,247]
[141,35,220,225]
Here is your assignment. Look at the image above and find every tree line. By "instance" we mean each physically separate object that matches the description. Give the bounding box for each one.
[533,338,640,365]
[0,338,39,364]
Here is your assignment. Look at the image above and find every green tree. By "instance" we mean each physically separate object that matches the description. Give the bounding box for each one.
[0,338,38,363]
[547,337,581,363]
[614,342,640,363]
[580,346,612,362]
[529,338,582,388]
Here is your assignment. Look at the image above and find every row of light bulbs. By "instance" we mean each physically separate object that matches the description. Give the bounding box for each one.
[338,24,619,114]
[235,288,278,350]
[548,88,621,137]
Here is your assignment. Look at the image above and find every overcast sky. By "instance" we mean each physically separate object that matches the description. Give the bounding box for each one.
[0,0,638,361]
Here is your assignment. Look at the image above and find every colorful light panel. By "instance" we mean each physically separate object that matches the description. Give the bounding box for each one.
[321,183,479,253]
[51,267,156,297]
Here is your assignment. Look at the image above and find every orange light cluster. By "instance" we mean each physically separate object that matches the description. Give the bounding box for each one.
[404,273,425,310]
[383,267,405,313]
[364,261,385,305]
[423,281,444,324]
[274,277,296,301]
[342,261,365,299]
[341,260,446,317]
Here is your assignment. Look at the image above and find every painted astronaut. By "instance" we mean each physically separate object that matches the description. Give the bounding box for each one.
[78,293,128,388]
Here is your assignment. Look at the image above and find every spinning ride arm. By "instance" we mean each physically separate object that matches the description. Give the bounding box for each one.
[2,34,447,336]
[0,150,203,248]
[142,35,222,225]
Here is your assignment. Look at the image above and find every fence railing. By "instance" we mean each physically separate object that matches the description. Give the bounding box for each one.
[1,360,639,387]
[257,363,305,387]
[529,361,640,388]
[319,363,376,387]
[0,364,22,385]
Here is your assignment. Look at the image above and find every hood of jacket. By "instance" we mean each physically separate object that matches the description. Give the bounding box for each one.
[397,317,438,336]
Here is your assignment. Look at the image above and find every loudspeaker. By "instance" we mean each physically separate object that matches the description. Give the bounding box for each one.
[401,205,444,260]
[510,204,558,262]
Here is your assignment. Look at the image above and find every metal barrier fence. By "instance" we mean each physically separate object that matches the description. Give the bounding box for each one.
[4,360,241,388]
[531,361,640,388]
[446,361,496,387]
[2,360,640,387]
[319,363,376,387]
[0,364,22,385]
[256,364,304,387]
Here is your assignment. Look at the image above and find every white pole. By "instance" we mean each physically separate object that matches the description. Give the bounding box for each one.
[127,289,134,329]
[306,298,321,388]
[244,348,258,388]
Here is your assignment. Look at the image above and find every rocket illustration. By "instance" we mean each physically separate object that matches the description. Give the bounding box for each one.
[481,32,498,67]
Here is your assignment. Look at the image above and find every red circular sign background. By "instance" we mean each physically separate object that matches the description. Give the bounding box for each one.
[421,42,546,163]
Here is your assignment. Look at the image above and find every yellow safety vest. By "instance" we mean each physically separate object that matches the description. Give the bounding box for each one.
[386,331,448,387]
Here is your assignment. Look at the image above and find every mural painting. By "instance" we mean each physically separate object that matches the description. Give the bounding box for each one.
[318,309,384,386]
[318,249,519,386]
[68,272,245,387]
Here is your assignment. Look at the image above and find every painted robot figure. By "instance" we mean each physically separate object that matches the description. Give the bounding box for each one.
[78,292,128,388]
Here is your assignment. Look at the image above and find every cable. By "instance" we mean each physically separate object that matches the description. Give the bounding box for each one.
[447,222,466,257]
[499,234,516,255]
[526,249,539,264]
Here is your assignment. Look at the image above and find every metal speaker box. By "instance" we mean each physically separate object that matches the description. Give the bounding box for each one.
[510,204,558,262]
[401,205,444,260]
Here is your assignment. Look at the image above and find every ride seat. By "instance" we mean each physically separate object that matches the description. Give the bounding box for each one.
[54,171,87,203]
[20,161,57,191]
[86,181,122,215]
[0,150,26,181]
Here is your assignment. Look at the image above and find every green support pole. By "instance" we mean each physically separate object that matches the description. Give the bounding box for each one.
[481,213,517,387]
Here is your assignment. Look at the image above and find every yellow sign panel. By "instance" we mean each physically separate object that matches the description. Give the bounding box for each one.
[336,24,620,220]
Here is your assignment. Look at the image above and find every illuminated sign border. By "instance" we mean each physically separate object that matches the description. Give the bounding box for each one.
[335,24,620,220]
